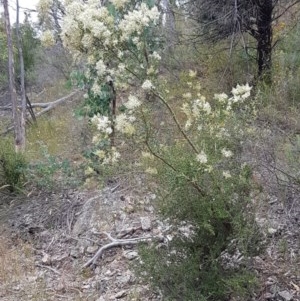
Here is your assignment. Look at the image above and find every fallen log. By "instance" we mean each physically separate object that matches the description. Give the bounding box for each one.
[82,231,153,269]
[0,90,81,135]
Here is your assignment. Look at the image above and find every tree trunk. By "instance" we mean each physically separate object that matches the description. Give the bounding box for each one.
[256,0,273,83]
[160,0,177,50]
[3,0,23,152]
[16,0,26,152]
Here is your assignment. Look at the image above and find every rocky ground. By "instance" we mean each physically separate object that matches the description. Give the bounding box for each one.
[0,105,299,300]
[0,179,166,301]
[0,171,299,301]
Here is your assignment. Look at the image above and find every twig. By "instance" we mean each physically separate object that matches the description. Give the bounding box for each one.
[36,264,61,275]
[111,183,121,193]
[153,91,199,154]
[82,232,152,268]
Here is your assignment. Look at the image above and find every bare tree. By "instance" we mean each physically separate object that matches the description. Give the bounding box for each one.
[15,0,26,151]
[182,0,300,83]
[2,0,23,152]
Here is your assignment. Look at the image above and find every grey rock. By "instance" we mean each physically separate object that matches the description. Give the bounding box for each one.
[111,290,127,299]
[278,290,293,301]
[117,270,133,285]
[70,249,79,258]
[140,217,151,231]
[123,250,138,260]
[86,246,98,254]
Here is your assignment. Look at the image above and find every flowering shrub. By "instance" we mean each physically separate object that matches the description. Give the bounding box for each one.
[60,1,261,299]
[61,0,160,115]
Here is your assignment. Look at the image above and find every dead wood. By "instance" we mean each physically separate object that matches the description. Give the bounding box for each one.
[0,90,80,136]
[82,232,152,269]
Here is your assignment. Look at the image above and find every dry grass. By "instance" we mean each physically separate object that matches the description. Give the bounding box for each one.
[26,82,88,161]
[0,229,46,301]
[0,228,89,301]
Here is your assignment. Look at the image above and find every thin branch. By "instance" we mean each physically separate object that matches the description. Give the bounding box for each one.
[153,91,199,154]
[141,110,205,196]
[82,232,152,268]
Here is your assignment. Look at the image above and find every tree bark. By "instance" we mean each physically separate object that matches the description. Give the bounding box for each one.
[255,0,273,83]
[3,0,22,152]
[16,0,26,151]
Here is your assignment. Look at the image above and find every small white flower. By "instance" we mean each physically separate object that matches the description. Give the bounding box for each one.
[92,83,102,95]
[124,95,141,110]
[150,51,161,61]
[221,148,233,158]
[223,171,232,178]
[132,37,140,45]
[214,93,228,103]
[142,79,154,91]
[118,63,126,71]
[95,59,107,76]
[91,115,111,134]
[188,70,197,78]
[231,83,252,100]
[202,102,211,114]
[196,151,208,164]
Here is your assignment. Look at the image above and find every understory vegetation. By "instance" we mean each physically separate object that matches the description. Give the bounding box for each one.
[1,1,300,300]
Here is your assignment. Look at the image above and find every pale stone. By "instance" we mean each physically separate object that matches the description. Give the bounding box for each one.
[140,216,151,231]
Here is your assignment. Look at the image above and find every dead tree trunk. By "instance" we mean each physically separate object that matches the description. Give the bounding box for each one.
[3,0,23,152]
[16,0,26,151]
[256,0,273,84]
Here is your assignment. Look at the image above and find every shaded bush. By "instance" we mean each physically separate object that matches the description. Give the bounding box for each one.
[0,139,27,192]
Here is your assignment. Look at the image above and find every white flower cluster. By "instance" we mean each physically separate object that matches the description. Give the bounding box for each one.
[119,3,160,41]
[62,0,161,93]
[102,147,121,165]
[94,146,121,165]
[62,2,114,50]
[181,96,211,130]
[112,94,141,136]
[149,51,161,61]
[124,95,142,110]
[196,151,208,164]
[96,60,107,76]
[231,83,252,99]
[142,80,154,91]
[91,115,113,135]
[221,148,233,158]
[115,113,136,136]
[214,83,252,110]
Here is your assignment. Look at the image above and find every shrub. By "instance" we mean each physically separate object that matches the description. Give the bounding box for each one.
[26,143,82,191]
[132,79,262,301]
[0,138,27,192]
[138,145,260,300]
